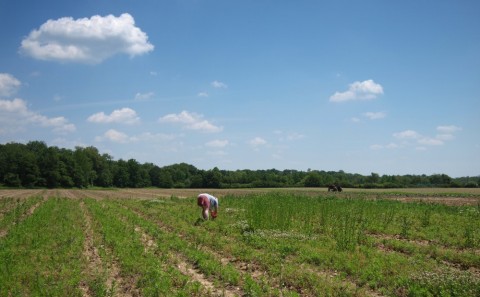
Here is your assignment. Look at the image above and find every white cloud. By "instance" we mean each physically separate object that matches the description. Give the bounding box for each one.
[390,125,461,149]
[87,107,140,124]
[197,92,209,97]
[370,142,398,150]
[386,142,399,149]
[96,130,177,144]
[363,111,386,120]
[0,98,75,134]
[0,73,21,97]
[159,110,223,133]
[370,144,383,150]
[53,94,63,102]
[20,13,154,64]
[418,137,444,146]
[249,137,267,147]
[275,130,305,141]
[330,79,383,102]
[134,92,154,101]
[435,125,461,142]
[437,125,462,134]
[211,80,228,89]
[393,130,421,139]
[0,98,26,113]
[436,134,455,141]
[206,139,229,148]
[101,129,129,143]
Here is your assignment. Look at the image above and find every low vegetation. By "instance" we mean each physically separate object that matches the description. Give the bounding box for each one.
[0,188,479,296]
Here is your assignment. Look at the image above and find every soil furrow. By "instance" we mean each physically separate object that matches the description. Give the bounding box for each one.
[81,199,141,297]
[127,207,310,294]
[0,197,45,238]
[132,221,242,296]
[79,200,102,297]
[369,233,480,274]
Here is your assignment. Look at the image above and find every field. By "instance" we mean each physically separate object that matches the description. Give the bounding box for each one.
[0,188,479,296]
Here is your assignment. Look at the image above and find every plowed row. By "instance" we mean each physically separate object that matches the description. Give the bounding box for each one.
[0,188,479,296]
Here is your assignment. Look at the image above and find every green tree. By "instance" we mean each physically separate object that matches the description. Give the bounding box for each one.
[0,142,39,187]
[157,169,174,188]
[113,159,129,188]
[304,172,322,187]
[203,167,222,188]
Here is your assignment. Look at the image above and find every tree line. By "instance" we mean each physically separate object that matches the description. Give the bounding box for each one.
[0,141,478,189]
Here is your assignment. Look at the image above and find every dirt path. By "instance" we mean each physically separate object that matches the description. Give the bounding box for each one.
[0,189,45,199]
[132,221,242,296]
[79,200,140,297]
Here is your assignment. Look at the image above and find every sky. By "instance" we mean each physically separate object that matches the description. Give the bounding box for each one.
[0,0,479,177]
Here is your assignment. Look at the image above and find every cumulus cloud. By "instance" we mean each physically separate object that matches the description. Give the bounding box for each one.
[435,125,462,142]
[249,137,267,148]
[369,142,399,150]
[159,110,222,133]
[417,137,444,146]
[211,80,228,89]
[0,73,21,97]
[87,107,140,124]
[197,92,209,97]
[20,13,154,64]
[370,144,384,150]
[96,130,176,144]
[134,92,154,101]
[393,130,421,139]
[363,111,386,120]
[0,98,75,134]
[330,79,383,102]
[384,126,462,150]
[437,125,462,134]
[100,129,129,143]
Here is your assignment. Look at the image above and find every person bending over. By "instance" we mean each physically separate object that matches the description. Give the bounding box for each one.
[197,193,219,220]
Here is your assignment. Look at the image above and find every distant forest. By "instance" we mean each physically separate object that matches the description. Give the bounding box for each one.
[0,141,478,189]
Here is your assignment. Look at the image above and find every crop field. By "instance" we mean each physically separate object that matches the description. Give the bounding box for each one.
[0,188,479,296]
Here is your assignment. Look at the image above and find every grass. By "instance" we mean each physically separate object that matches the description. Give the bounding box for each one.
[0,188,479,296]
[0,198,85,296]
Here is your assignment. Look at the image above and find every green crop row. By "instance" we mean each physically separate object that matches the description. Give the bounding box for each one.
[118,196,375,296]
[107,198,287,296]
[1,192,479,297]
[122,192,480,297]
[84,198,206,296]
[0,195,43,233]
[0,198,85,296]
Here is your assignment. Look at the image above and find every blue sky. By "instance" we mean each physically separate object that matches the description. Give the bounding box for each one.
[1,0,479,177]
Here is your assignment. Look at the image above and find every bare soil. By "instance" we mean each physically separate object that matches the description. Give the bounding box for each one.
[133,223,242,297]
[79,200,140,297]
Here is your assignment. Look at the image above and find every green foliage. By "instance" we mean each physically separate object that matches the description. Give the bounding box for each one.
[0,198,85,296]
[407,270,480,297]
[1,141,479,189]
[1,191,479,296]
